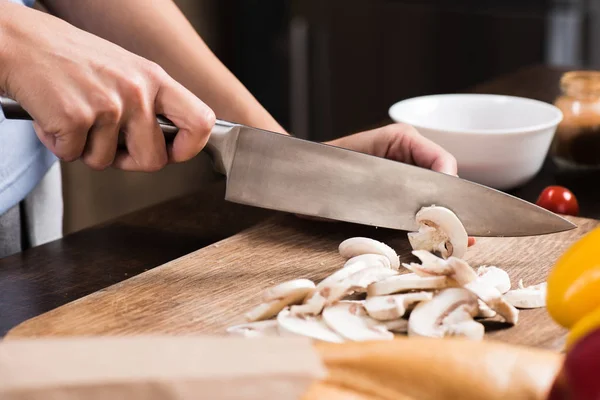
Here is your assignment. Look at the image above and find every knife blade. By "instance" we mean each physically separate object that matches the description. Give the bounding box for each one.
[0,97,575,237]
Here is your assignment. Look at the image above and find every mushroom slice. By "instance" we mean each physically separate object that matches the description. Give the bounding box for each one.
[446,257,478,284]
[464,279,519,324]
[407,206,468,259]
[292,265,397,317]
[262,279,316,302]
[364,292,433,321]
[322,301,394,341]
[382,319,409,333]
[316,258,376,290]
[367,273,451,297]
[503,280,547,309]
[476,266,511,294]
[339,237,400,269]
[344,253,392,270]
[408,288,483,339]
[246,281,314,322]
[443,307,485,340]
[476,300,497,318]
[341,265,398,293]
[226,320,280,338]
[403,250,454,276]
[277,308,344,343]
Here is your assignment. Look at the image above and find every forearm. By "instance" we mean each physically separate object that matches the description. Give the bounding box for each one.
[42,0,286,134]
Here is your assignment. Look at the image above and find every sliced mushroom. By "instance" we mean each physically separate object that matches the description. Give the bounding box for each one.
[277,308,344,343]
[446,257,478,284]
[476,300,497,318]
[344,253,392,270]
[407,206,468,259]
[341,265,398,293]
[322,301,394,341]
[246,279,315,322]
[292,265,397,317]
[503,280,547,309]
[463,279,519,324]
[403,251,477,285]
[316,257,376,290]
[339,237,400,269]
[262,279,315,302]
[403,250,454,276]
[382,319,409,333]
[408,288,483,340]
[367,273,451,297]
[476,266,511,294]
[226,320,280,338]
[443,307,485,340]
[364,292,433,321]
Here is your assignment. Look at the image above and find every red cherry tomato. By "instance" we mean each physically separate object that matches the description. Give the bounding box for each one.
[536,186,579,216]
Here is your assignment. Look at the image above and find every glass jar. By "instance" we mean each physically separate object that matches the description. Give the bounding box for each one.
[551,71,600,168]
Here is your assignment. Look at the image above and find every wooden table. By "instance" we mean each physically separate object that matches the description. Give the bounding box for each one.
[0,64,594,337]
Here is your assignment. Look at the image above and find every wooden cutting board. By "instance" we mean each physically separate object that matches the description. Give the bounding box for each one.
[6,214,598,350]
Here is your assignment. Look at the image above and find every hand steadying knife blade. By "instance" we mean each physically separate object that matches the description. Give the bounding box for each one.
[0,97,575,237]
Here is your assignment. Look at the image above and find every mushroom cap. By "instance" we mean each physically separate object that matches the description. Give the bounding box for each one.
[322,301,394,341]
[226,320,280,338]
[277,308,344,343]
[367,273,451,297]
[408,288,480,338]
[262,279,316,302]
[410,206,468,259]
[339,237,400,269]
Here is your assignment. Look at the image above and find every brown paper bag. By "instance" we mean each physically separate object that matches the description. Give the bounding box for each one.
[0,335,326,400]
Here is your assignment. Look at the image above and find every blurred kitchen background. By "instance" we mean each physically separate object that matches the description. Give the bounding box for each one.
[53,0,600,234]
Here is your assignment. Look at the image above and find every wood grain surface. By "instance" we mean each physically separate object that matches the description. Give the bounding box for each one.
[6,213,597,350]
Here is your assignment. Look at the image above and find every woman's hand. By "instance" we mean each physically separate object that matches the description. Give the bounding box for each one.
[301,123,475,246]
[0,2,215,172]
[325,123,457,176]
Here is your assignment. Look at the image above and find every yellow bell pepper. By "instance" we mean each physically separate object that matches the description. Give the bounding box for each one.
[547,226,600,348]
[567,305,600,348]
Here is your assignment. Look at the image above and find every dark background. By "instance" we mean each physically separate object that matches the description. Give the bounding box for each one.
[212,0,598,140]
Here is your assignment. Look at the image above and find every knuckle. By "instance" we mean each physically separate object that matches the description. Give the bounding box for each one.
[59,105,95,131]
[125,77,148,104]
[143,61,166,80]
[95,95,122,124]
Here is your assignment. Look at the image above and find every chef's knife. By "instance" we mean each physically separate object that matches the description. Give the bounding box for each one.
[1,97,575,237]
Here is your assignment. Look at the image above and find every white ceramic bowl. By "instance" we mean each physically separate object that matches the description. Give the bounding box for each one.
[388,94,563,190]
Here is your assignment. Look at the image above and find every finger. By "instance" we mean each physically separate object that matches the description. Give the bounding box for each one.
[468,237,476,247]
[154,75,215,163]
[32,120,89,163]
[80,122,120,170]
[389,125,458,176]
[112,108,167,172]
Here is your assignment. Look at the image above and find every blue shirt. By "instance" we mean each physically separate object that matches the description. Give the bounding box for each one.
[0,0,58,216]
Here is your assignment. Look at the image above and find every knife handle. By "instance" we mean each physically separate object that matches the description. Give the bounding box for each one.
[0,96,237,175]
[0,96,180,147]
